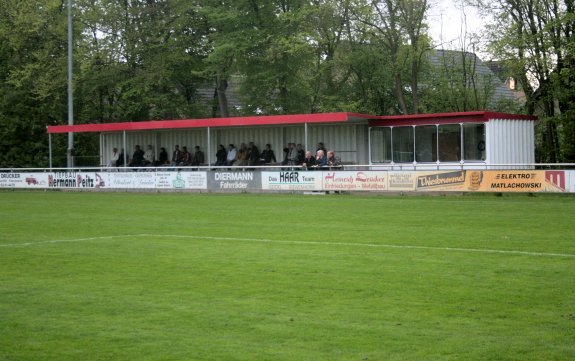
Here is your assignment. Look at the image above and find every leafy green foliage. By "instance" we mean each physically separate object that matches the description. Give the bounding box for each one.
[0,0,571,167]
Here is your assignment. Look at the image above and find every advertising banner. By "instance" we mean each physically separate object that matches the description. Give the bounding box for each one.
[0,172,50,188]
[0,169,571,193]
[569,171,575,193]
[465,170,568,192]
[46,171,106,189]
[208,171,261,191]
[415,171,467,192]
[262,171,322,191]
[323,171,387,191]
[387,171,416,191]
[156,171,207,190]
[106,171,155,189]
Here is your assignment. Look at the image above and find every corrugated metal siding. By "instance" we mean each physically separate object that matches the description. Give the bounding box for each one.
[488,119,535,167]
[309,124,358,163]
[158,129,207,152]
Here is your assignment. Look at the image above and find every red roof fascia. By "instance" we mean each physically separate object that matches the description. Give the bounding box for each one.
[368,111,536,127]
[47,112,372,134]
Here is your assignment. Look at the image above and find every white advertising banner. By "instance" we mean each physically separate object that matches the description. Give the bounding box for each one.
[47,172,105,189]
[0,172,50,188]
[262,171,322,191]
[106,172,156,189]
[156,171,207,190]
[387,171,416,191]
[323,171,387,191]
[568,171,575,193]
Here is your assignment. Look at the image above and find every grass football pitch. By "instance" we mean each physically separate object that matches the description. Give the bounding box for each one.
[0,191,574,360]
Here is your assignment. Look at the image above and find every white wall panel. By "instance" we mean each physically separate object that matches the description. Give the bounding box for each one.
[309,124,358,163]
[488,119,535,168]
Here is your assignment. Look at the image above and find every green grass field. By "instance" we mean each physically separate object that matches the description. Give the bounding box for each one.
[1,191,574,360]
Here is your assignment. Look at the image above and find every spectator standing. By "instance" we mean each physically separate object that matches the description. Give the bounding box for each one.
[108,147,119,167]
[316,142,327,154]
[296,144,305,165]
[283,143,298,165]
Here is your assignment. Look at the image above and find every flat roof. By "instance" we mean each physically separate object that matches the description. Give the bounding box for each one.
[368,111,537,126]
[47,111,536,134]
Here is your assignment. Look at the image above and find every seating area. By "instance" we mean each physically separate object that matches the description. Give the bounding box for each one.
[108,141,348,170]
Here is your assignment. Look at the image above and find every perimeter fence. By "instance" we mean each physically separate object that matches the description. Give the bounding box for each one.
[1,164,574,193]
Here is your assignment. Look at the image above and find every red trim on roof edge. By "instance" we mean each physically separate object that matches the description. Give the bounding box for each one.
[46,111,535,134]
[368,111,536,127]
[371,111,535,121]
[47,112,374,134]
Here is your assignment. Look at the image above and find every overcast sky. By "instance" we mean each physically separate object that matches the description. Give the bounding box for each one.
[427,0,485,49]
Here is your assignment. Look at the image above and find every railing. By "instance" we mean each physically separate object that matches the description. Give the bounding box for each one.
[2,163,575,172]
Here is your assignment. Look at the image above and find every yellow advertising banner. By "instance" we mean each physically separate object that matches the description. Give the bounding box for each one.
[465,170,567,192]
[412,170,567,193]
[414,171,467,192]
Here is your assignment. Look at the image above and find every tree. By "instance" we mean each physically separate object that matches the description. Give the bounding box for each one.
[478,0,575,161]
[349,0,431,114]
[0,0,69,167]
[75,0,212,123]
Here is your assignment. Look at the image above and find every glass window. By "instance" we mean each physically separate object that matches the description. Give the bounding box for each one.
[438,124,461,162]
[370,127,392,163]
[392,126,414,163]
[463,123,486,161]
[415,125,437,162]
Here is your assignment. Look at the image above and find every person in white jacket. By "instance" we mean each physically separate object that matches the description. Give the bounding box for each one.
[108,147,119,167]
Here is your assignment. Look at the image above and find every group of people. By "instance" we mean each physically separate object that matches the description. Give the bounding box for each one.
[170,145,205,167]
[107,144,204,167]
[301,142,342,170]
[211,141,341,169]
[108,141,341,169]
[213,142,273,167]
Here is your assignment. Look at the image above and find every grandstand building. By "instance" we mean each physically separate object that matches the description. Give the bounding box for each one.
[47,111,536,169]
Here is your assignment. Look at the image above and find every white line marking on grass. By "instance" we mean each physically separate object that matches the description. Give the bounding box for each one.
[0,235,140,248]
[137,234,575,259]
[2,233,573,259]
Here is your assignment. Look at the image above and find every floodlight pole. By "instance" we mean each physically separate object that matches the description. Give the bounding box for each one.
[67,0,74,169]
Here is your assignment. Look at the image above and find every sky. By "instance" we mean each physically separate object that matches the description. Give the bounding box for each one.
[427,0,486,49]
